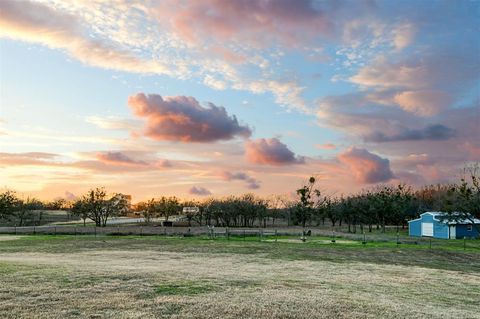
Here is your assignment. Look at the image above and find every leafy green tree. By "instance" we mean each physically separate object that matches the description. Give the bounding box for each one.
[0,190,18,223]
[157,196,180,222]
[71,198,89,226]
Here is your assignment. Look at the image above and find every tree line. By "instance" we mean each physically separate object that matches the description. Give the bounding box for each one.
[1,166,478,232]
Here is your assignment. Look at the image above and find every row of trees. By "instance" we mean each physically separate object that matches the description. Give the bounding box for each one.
[1,166,478,231]
[290,166,479,233]
[0,188,130,227]
[0,191,46,226]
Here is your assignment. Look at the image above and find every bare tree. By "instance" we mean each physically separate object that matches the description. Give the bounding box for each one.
[442,164,480,233]
[71,188,129,227]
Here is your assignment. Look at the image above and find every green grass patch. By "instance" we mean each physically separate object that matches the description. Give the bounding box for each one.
[154,281,217,296]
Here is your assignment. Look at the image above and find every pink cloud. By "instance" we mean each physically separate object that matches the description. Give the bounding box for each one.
[0,0,169,75]
[155,0,333,48]
[128,93,251,142]
[245,138,304,165]
[0,152,59,166]
[350,50,478,91]
[315,143,336,150]
[220,171,260,189]
[64,191,77,201]
[338,147,394,184]
[461,142,480,161]
[317,93,457,143]
[393,90,451,117]
[189,186,212,196]
[95,152,148,167]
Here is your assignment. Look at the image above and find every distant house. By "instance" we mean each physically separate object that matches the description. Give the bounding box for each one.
[182,207,199,214]
[408,212,480,239]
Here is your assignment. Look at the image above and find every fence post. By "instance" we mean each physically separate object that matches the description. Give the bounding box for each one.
[95,226,97,238]
[275,229,278,243]
[14,226,17,236]
[464,236,466,250]
[331,230,336,243]
[362,232,366,245]
[33,226,36,235]
[140,226,143,237]
[396,232,400,246]
[243,230,246,241]
[74,226,77,237]
[226,227,229,240]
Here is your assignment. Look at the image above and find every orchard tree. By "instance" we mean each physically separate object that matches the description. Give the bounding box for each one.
[71,198,89,226]
[136,198,159,224]
[16,197,43,226]
[71,188,129,227]
[181,199,199,226]
[157,196,180,222]
[295,177,324,228]
[443,164,480,233]
[0,190,18,222]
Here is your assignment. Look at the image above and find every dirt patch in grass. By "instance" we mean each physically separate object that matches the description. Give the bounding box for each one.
[0,236,23,241]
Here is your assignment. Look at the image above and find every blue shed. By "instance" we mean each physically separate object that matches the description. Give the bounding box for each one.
[408,212,480,239]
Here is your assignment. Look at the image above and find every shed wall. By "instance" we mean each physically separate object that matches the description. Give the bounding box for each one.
[433,222,449,239]
[455,224,480,239]
[409,220,421,237]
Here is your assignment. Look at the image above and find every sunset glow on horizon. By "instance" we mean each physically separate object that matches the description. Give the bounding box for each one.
[0,0,479,202]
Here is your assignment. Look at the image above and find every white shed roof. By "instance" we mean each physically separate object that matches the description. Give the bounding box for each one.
[421,211,480,224]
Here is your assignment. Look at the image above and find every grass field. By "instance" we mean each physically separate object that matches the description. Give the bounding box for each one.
[0,235,479,318]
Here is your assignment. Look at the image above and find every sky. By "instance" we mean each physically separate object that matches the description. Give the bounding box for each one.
[0,0,479,202]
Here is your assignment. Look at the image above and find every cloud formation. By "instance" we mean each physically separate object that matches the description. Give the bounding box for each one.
[155,0,333,47]
[0,0,170,75]
[95,152,148,167]
[338,147,394,184]
[128,93,251,142]
[245,138,304,165]
[221,171,260,189]
[365,124,456,143]
[316,143,336,150]
[0,152,59,166]
[393,90,451,117]
[188,186,212,196]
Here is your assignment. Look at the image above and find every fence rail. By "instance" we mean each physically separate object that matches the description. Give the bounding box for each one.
[0,225,477,250]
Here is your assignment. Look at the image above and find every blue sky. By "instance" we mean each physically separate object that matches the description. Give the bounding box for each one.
[0,0,479,201]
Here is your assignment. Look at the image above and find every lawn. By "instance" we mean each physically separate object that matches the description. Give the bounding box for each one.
[0,235,479,318]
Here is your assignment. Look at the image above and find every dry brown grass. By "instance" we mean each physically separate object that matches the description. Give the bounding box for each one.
[0,237,479,318]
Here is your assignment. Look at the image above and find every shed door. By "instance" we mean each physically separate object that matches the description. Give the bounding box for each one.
[449,226,456,239]
[422,223,434,237]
